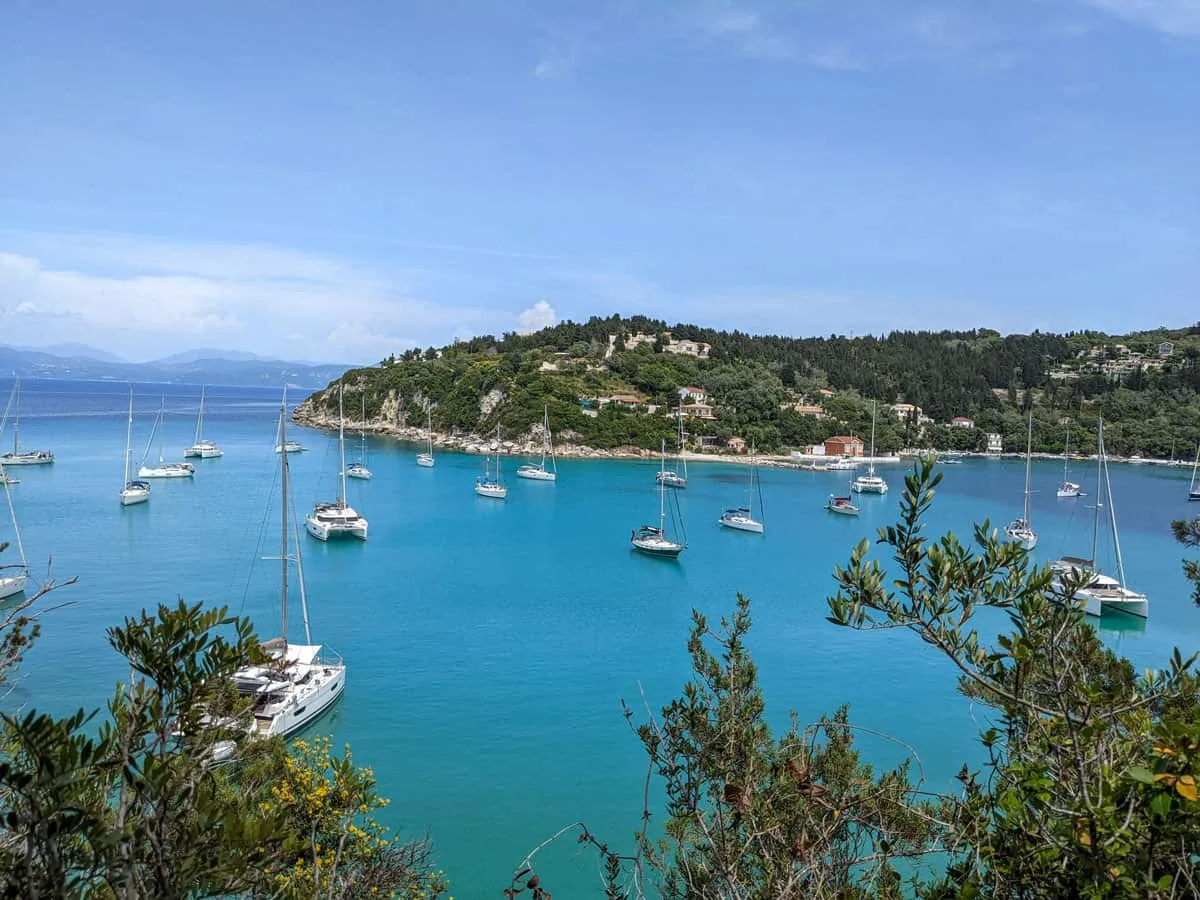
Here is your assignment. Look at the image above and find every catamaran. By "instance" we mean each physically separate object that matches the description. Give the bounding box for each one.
[1,379,54,466]
[851,401,888,494]
[632,439,686,557]
[475,425,508,499]
[345,395,372,480]
[1189,442,1199,501]
[1050,416,1147,618]
[1004,410,1037,550]
[119,390,151,507]
[417,405,435,468]
[229,399,346,738]
[656,407,688,489]
[138,398,195,479]
[184,386,223,458]
[517,406,557,482]
[305,386,368,541]
[719,448,764,533]
[1057,424,1082,498]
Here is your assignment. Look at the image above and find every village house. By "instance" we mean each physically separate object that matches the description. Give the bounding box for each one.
[949,416,975,429]
[681,401,716,420]
[664,338,712,358]
[987,433,1003,455]
[824,435,864,457]
[785,403,826,419]
[1158,340,1174,357]
[726,436,748,453]
[678,386,708,403]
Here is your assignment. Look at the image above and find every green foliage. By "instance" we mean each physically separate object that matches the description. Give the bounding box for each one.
[1172,516,1200,608]
[829,459,1200,898]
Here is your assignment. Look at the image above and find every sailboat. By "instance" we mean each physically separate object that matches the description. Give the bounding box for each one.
[119,390,151,506]
[851,401,888,494]
[184,387,223,458]
[475,424,508,499]
[0,389,29,598]
[1050,416,1147,618]
[1189,442,1199,502]
[632,439,686,557]
[826,466,860,516]
[345,395,372,480]
[1057,424,1083,498]
[1,379,54,466]
[228,399,346,738]
[138,398,195,478]
[719,448,764,533]
[416,405,435,468]
[304,386,368,541]
[1004,410,1038,550]
[517,406,557,481]
[656,407,689,488]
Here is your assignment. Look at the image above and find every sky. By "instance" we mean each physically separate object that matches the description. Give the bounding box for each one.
[1,0,1197,363]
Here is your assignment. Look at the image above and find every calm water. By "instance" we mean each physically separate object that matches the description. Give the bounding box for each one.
[4,379,1198,897]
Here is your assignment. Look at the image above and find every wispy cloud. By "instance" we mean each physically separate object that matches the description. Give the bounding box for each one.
[687,1,794,59]
[0,233,515,363]
[1076,0,1200,36]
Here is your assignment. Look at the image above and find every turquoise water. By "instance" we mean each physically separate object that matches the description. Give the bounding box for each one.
[4,379,1199,897]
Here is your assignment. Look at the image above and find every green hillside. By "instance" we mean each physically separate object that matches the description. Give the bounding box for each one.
[301,315,1200,457]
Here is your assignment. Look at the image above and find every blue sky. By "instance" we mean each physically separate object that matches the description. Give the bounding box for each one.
[1,0,1196,362]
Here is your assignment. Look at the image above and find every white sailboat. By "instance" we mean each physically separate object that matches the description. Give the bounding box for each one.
[719,448,764,533]
[305,386,368,541]
[416,405,435,468]
[656,407,688,489]
[1188,442,1199,501]
[184,387,223,458]
[632,439,686,557]
[138,398,196,479]
[475,424,508,499]
[1057,424,1082,498]
[1,379,54,466]
[851,401,888,494]
[345,395,372,480]
[517,406,557,482]
[229,399,346,738]
[0,388,29,598]
[1004,410,1038,550]
[119,390,151,507]
[1051,416,1147,618]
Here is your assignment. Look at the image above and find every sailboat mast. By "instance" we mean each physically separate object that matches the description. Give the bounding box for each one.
[2,463,27,569]
[868,401,878,476]
[1102,438,1129,589]
[541,405,549,468]
[1063,425,1070,483]
[1023,410,1033,523]
[1091,417,1104,565]
[124,389,135,486]
[12,380,19,455]
[678,407,688,479]
[659,439,667,531]
[195,387,206,444]
[279,401,289,644]
[337,385,348,507]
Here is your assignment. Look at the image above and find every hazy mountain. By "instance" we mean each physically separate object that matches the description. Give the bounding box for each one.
[0,344,351,389]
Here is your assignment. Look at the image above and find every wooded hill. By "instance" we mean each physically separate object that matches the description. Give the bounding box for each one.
[308,315,1200,457]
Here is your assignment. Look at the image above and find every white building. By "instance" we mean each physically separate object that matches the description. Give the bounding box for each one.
[986,433,1003,455]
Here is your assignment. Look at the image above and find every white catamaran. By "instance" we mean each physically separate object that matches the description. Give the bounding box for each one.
[305,386,368,541]
[229,399,346,739]
[119,390,151,507]
[475,425,508,499]
[656,407,688,489]
[632,439,686,558]
[345,395,372,481]
[138,398,196,479]
[516,406,557,482]
[416,405,435,468]
[1,379,54,466]
[851,401,888,494]
[719,448,764,534]
[184,387,223,458]
[1004,410,1037,550]
[1050,416,1147,618]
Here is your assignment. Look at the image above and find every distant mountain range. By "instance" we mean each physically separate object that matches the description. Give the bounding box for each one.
[0,344,351,388]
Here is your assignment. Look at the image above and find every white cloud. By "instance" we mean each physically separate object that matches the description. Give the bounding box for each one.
[0,234,511,363]
[689,2,795,58]
[1076,0,1200,35]
[516,300,558,334]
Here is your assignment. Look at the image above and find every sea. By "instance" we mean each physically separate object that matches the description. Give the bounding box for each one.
[3,378,1198,897]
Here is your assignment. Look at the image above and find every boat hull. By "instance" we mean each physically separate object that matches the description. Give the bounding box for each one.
[656,472,687,489]
[416,454,435,468]
[120,488,150,506]
[516,466,556,481]
[1,453,54,466]
[138,463,195,478]
[475,483,508,499]
[719,515,763,534]
[632,540,684,558]
[260,665,347,738]
[851,480,887,494]
[345,466,372,480]
[1190,490,1200,502]
[825,501,860,516]
[305,517,368,541]
[0,571,29,600]
[184,445,223,458]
